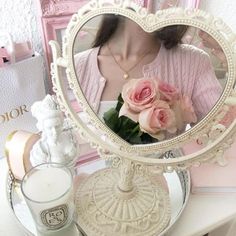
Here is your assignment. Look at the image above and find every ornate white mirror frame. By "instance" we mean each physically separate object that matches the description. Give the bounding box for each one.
[49,1,236,235]
[50,0,236,168]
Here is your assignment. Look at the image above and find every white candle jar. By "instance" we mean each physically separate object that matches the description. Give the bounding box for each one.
[21,163,75,233]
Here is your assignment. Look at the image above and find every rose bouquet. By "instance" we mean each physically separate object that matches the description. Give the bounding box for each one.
[103,78,197,144]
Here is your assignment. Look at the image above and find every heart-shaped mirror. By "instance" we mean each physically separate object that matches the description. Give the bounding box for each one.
[51,0,236,165]
[72,14,227,145]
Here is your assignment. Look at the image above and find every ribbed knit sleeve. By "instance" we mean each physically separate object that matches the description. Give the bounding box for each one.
[191,50,222,120]
[74,48,106,112]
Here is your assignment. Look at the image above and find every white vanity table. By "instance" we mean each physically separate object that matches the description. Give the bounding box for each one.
[1,157,236,236]
[2,1,236,236]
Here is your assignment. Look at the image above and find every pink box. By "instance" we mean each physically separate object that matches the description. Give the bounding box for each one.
[182,139,236,193]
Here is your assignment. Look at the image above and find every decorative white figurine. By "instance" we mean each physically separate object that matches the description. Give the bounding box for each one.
[30,95,77,169]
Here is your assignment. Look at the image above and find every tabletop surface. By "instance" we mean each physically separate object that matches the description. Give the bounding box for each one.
[1,157,236,236]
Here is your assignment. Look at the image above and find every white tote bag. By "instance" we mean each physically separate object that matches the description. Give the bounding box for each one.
[0,53,46,156]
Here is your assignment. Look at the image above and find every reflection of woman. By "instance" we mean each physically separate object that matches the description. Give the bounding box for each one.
[75,15,222,122]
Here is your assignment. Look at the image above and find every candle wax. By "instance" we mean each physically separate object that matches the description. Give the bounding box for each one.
[23,168,71,202]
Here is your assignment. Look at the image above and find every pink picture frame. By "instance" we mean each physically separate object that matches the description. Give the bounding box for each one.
[37,0,89,90]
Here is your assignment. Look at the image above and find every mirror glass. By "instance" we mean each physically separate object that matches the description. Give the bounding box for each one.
[71,14,228,146]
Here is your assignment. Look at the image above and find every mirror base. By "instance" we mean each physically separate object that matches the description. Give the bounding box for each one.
[75,168,171,236]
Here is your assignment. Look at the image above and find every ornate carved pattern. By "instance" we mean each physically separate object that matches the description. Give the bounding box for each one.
[118,162,135,192]
[76,168,171,236]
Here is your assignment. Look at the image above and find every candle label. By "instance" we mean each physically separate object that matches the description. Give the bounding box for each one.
[40,204,68,229]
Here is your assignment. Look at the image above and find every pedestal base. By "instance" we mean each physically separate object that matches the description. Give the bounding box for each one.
[75,168,171,236]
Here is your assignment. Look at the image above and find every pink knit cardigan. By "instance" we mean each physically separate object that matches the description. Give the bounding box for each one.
[74,43,222,121]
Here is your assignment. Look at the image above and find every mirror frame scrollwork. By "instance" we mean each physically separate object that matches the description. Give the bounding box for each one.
[50,0,236,171]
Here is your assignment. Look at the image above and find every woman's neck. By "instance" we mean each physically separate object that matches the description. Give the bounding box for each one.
[108,18,160,59]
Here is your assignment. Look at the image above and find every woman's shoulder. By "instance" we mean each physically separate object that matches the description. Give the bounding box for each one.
[74,47,99,64]
[175,44,210,60]
[159,43,211,70]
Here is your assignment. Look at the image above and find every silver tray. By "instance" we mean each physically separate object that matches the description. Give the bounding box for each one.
[6,159,190,236]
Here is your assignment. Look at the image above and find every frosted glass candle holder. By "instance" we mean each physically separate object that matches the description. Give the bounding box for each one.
[21,163,75,233]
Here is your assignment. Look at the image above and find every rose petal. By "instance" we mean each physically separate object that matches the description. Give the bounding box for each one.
[139,107,160,134]
[119,104,139,122]
[148,131,165,141]
[139,104,177,135]
[158,81,179,103]
[121,78,159,113]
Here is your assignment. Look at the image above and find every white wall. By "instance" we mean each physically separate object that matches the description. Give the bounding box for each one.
[0,0,44,56]
[200,0,236,32]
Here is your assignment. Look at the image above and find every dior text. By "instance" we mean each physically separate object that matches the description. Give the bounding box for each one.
[0,105,29,124]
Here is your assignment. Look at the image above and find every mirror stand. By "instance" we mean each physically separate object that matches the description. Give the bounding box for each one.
[75,158,171,236]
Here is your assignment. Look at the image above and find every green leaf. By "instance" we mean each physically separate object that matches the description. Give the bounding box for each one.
[116,94,124,111]
[129,135,142,144]
[140,133,159,144]
[103,108,120,132]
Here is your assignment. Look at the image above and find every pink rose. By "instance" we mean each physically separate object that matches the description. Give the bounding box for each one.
[139,100,177,138]
[119,78,159,122]
[158,81,179,103]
